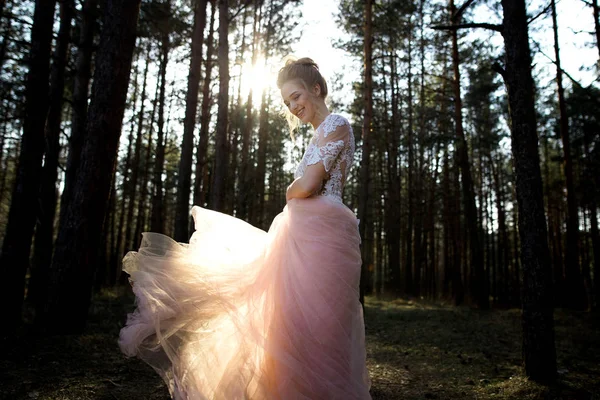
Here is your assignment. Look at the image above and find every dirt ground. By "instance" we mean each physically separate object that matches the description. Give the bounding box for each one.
[1,289,599,400]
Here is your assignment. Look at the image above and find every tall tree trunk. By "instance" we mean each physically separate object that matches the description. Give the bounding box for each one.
[39,0,141,335]
[237,0,260,222]
[30,0,74,310]
[134,83,160,250]
[442,143,451,298]
[542,134,563,304]
[358,0,373,305]
[174,0,208,241]
[593,0,600,61]
[252,1,274,228]
[228,70,240,216]
[387,44,402,296]
[254,89,269,228]
[61,0,98,220]
[551,0,585,310]
[454,146,465,304]
[210,0,229,212]
[591,204,600,310]
[106,180,117,286]
[583,128,600,310]
[0,103,8,201]
[112,67,138,285]
[151,11,171,233]
[501,0,557,382]
[125,48,150,252]
[0,0,13,88]
[491,154,510,307]
[193,0,216,213]
[416,0,428,298]
[405,19,415,297]
[0,0,57,327]
[450,0,487,308]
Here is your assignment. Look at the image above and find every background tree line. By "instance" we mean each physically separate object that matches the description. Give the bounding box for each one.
[0,0,598,385]
[0,0,302,334]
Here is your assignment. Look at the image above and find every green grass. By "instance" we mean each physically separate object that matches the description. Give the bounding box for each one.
[1,291,598,399]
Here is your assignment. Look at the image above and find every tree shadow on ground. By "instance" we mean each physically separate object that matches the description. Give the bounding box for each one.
[1,291,598,399]
[364,297,600,400]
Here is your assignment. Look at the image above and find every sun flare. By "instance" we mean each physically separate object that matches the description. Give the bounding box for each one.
[236,56,279,108]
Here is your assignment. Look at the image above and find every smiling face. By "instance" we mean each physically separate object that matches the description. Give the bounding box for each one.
[280,80,319,125]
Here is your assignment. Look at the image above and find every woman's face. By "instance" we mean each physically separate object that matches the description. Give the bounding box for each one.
[280,80,319,124]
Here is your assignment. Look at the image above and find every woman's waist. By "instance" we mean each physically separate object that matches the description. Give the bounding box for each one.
[287,195,358,225]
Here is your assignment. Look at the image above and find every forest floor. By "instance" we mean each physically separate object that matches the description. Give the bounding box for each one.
[1,289,599,400]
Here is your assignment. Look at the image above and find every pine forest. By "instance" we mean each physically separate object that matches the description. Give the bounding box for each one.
[0,0,599,399]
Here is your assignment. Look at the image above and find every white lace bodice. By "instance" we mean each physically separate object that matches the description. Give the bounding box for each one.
[294,114,355,202]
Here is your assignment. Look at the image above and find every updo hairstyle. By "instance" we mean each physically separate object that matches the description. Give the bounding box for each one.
[277,57,328,98]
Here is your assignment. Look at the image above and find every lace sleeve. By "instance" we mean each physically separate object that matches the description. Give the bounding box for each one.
[304,117,350,172]
[305,140,345,172]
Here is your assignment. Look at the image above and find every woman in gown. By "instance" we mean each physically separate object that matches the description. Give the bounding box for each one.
[118,57,372,400]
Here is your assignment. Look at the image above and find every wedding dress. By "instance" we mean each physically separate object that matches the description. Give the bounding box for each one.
[118,113,372,399]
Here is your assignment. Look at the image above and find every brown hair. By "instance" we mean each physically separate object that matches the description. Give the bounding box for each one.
[277,57,328,137]
[276,57,328,99]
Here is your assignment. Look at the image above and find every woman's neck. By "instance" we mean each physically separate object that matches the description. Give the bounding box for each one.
[309,103,330,130]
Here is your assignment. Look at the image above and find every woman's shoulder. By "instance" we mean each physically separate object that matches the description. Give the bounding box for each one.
[322,113,351,138]
[327,113,350,125]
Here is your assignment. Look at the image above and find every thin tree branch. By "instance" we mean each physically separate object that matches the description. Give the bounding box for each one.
[228,0,254,22]
[453,0,479,22]
[431,22,503,32]
[528,2,553,25]
[531,39,585,88]
[492,62,506,79]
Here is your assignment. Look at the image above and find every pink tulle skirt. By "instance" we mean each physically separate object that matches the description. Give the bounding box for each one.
[118,196,371,399]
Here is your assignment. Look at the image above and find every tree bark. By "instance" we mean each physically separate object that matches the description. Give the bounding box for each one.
[0,0,56,327]
[416,0,428,298]
[551,0,586,310]
[511,198,521,307]
[490,153,510,307]
[134,83,160,250]
[193,0,216,213]
[254,89,269,228]
[236,0,260,222]
[593,0,600,61]
[174,0,208,241]
[125,48,150,252]
[61,0,98,220]
[405,17,415,297]
[0,0,13,89]
[39,0,141,335]
[0,102,7,201]
[30,0,74,310]
[450,0,487,308]
[386,44,402,296]
[151,8,171,233]
[252,1,274,228]
[111,66,138,285]
[358,0,373,305]
[501,0,557,382]
[210,0,230,212]
[591,203,600,310]
[582,124,600,310]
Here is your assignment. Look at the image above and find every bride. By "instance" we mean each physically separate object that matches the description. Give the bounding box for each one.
[119,57,372,400]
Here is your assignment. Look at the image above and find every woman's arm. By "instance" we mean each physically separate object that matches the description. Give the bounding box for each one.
[286,163,326,202]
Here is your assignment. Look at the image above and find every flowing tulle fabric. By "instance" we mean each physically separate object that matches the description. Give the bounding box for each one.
[118,196,371,400]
